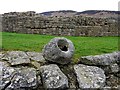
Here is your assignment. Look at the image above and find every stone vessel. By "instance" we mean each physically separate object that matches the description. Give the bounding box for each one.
[43,37,75,64]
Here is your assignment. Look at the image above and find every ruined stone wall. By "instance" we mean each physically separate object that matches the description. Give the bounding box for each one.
[0,14,2,31]
[2,11,118,36]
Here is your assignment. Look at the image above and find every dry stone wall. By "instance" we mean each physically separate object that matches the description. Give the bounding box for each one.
[2,11,118,36]
[0,51,120,89]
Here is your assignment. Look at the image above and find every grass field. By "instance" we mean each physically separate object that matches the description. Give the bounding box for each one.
[1,32,119,63]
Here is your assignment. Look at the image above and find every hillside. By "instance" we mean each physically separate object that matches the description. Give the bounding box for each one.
[40,10,120,19]
[40,10,77,17]
[77,10,120,19]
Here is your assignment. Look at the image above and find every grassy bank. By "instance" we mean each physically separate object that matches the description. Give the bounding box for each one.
[1,32,119,63]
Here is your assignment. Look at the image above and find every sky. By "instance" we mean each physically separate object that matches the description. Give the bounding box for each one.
[0,0,119,14]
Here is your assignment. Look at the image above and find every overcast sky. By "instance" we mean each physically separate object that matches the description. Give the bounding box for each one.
[0,0,119,14]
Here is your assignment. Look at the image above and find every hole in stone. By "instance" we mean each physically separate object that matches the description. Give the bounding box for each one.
[57,39,68,51]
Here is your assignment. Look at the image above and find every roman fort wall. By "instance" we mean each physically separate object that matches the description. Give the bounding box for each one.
[2,11,118,36]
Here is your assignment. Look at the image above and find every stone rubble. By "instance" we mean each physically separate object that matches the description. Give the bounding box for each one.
[80,52,120,66]
[106,74,120,87]
[0,52,4,59]
[74,64,106,89]
[0,62,5,90]
[80,52,120,74]
[0,61,37,90]
[26,52,45,62]
[40,64,68,89]
[6,67,37,89]
[102,63,120,73]
[3,51,30,65]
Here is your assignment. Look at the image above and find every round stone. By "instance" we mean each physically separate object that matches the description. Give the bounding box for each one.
[42,37,75,64]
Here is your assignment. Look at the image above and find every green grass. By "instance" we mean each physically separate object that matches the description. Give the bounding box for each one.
[1,32,119,63]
